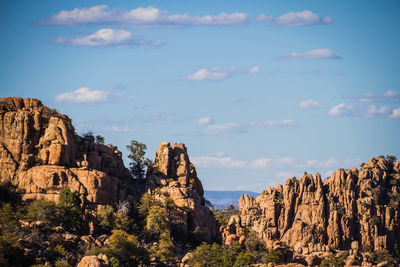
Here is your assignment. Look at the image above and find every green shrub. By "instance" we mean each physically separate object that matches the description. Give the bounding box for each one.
[234,251,255,267]
[320,254,345,267]
[264,249,282,264]
[107,230,150,266]
[151,231,175,264]
[44,244,66,263]
[26,199,58,225]
[109,257,119,267]
[214,205,239,226]
[96,205,115,233]
[222,242,242,267]
[188,242,224,267]
[189,226,209,247]
[95,135,105,144]
[0,203,20,225]
[57,189,83,233]
[244,231,266,261]
[137,193,157,216]
[0,230,32,266]
[375,249,396,267]
[54,261,73,267]
[65,118,75,134]
[146,206,168,237]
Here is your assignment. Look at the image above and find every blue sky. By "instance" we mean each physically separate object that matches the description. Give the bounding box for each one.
[1,0,399,192]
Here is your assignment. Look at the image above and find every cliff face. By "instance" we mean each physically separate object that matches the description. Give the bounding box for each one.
[0,97,217,241]
[0,97,135,206]
[146,141,217,240]
[223,156,400,254]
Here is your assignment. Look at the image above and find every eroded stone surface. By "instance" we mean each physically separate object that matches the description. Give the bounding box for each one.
[223,156,400,255]
[147,142,217,240]
[0,97,136,207]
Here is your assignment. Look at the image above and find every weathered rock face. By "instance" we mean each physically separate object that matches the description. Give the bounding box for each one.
[224,156,400,254]
[0,97,136,206]
[146,142,217,240]
[77,254,110,267]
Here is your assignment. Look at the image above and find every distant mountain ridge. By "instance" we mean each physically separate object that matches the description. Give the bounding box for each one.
[204,190,260,209]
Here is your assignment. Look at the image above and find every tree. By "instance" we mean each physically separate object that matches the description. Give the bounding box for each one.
[264,249,282,264]
[96,205,132,233]
[151,231,175,264]
[234,252,255,267]
[244,231,267,261]
[126,140,152,179]
[0,230,32,266]
[188,242,224,267]
[26,199,58,225]
[107,230,150,266]
[95,135,105,144]
[57,189,83,233]
[320,254,345,267]
[146,206,168,237]
[96,205,115,233]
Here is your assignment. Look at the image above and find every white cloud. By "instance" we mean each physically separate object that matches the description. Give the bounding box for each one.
[389,107,400,119]
[185,69,228,82]
[55,87,135,103]
[53,28,160,47]
[204,122,245,136]
[183,66,260,82]
[326,101,398,119]
[191,156,245,169]
[253,119,296,127]
[256,10,333,26]
[385,90,399,97]
[358,91,400,103]
[275,157,295,165]
[359,98,374,103]
[41,5,248,27]
[306,159,319,166]
[328,103,353,116]
[196,116,214,124]
[366,105,391,117]
[299,99,324,108]
[249,66,260,73]
[303,157,361,169]
[250,158,272,169]
[191,153,362,179]
[282,48,341,60]
[55,87,110,103]
[105,126,136,133]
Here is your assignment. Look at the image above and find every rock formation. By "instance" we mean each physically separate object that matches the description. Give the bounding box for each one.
[0,97,216,243]
[222,156,400,263]
[0,97,137,207]
[146,141,217,241]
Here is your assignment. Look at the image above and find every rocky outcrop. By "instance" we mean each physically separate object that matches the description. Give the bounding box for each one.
[223,156,400,257]
[77,254,110,267]
[0,97,137,207]
[146,142,217,241]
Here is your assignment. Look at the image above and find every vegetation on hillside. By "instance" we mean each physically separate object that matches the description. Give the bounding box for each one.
[126,140,152,179]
